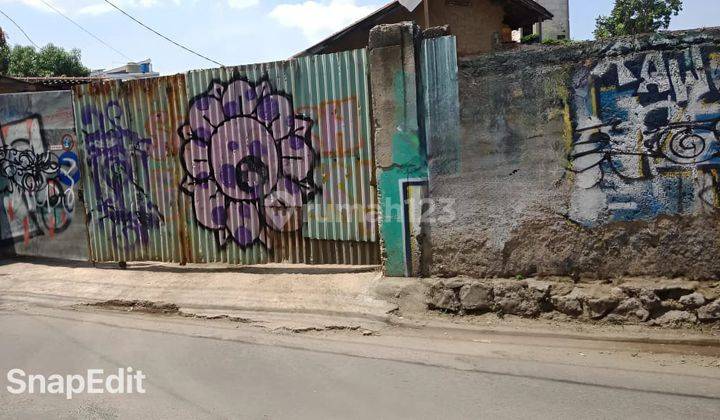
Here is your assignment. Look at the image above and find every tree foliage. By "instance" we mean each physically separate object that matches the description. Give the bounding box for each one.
[0,28,9,75]
[1,41,90,77]
[594,0,683,39]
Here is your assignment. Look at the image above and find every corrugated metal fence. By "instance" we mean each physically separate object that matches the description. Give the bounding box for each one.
[420,36,460,178]
[74,75,189,263]
[73,49,379,265]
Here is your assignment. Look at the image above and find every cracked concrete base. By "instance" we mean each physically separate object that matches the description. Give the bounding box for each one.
[74,303,386,337]
[0,259,396,321]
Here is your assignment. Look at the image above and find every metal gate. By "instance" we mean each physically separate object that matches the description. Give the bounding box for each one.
[73,49,379,265]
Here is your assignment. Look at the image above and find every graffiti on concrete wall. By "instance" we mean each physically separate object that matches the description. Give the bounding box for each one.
[568,46,720,225]
[179,77,318,250]
[1,114,77,245]
[79,101,165,249]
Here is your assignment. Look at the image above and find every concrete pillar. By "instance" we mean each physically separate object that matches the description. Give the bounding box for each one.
[368,22,428,277]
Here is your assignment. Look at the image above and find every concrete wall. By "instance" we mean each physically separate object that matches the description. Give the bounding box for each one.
[0,91,88,260]
[534,0,569,41]
[425,28,720,280]
[369,23,429,277]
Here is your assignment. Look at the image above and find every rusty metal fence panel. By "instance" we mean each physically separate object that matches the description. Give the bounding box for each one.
[182,49,378,265]
[74,49,378,265]
[73,75,189,263]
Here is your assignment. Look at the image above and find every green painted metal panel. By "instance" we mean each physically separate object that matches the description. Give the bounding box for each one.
[420,36,460,177]
[72,75,189,263]
[293,50,377,243]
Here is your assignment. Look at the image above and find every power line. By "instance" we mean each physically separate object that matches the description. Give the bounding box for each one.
[102,0,224,67]
[39,0,132,61]
[0,8,39,48]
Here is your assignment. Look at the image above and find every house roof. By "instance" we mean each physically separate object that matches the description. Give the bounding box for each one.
[0,75,101,94]
[293,1,402,57]
[293,0,553,57]
[0,75,41,94]
[502,0,554,27]
[17,76,102,87]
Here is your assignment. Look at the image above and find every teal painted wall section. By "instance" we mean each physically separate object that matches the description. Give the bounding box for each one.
[371,29,459,277]
[376,69,429,277]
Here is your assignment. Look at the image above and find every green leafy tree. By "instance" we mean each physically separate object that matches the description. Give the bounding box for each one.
[6,45,37,76]
[0,28,9,74]
[594,0,683,39]
[6,43,90,77]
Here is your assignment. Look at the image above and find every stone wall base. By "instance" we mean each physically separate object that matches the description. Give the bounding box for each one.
[427,277,720,327]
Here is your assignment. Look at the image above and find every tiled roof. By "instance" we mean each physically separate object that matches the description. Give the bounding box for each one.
[16,76,102,86]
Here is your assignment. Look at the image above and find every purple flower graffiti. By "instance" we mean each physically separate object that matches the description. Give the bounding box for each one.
[179,78,317,249]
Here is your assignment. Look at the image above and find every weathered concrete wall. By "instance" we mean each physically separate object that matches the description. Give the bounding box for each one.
[369,23,429,277]
[0,91,88,260]
[426,28,720,280]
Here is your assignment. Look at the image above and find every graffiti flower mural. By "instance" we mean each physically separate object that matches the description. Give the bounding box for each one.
[179,77,317,249]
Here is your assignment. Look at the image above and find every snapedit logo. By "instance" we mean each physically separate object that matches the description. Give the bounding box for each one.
[6,368,146,400]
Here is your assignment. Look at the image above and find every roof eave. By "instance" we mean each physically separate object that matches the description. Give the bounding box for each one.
[518,0,553,20]
[291,1,402,58]
[293,0,554,57]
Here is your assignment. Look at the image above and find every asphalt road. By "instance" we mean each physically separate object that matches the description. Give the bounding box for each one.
[1,304,719,419]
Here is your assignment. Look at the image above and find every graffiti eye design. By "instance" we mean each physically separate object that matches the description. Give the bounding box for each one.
[656,126,714,165]
[669,132,706,161]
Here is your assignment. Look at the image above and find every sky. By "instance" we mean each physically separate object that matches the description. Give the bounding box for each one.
[0,0,718,75]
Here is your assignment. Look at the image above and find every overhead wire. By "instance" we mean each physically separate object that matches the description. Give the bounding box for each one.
[102,0,224,66]
[38,0,133,61]
[102,0,224,67]
[0,8,39,48]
